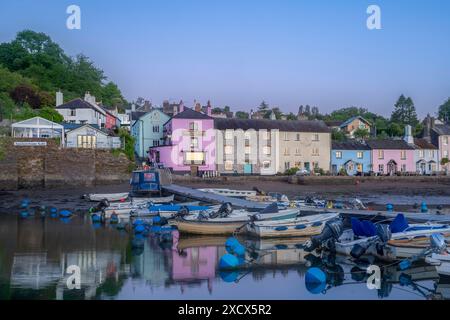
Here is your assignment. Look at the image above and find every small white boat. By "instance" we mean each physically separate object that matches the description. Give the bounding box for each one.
[86,192,129,202]
[246,213,340,238]
[130,195,174,204]
[426,252,450,277]
[198,188,257,198]
[133,203,215,219]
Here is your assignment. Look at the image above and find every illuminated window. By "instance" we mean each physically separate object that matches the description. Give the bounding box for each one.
[225,161,233,171]
[224,145,233,155]
[378,150,384,159]
[357,152,363,159]
[335,151,342,159]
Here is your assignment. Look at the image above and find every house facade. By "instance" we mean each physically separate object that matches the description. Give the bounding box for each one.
[65,124,121,149]
[149,107,215,175]
[367,139,415,175]
[331,141,371,175]
[339,116,372,138]
[413,138,439,174]
[422,115,450,172]
[56,93,106,128]
[131,109,170,159]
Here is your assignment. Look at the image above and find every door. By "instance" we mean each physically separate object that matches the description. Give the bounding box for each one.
[190,165,198,177]
[357,163,363,173]
[244,163,252,174]
[304,162,310,172]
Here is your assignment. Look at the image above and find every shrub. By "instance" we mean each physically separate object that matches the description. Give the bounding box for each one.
[284,167,299,176]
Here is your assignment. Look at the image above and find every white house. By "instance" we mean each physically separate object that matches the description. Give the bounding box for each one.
[65,124,121,149]
[55,92,106,128]
[11,117,65,146]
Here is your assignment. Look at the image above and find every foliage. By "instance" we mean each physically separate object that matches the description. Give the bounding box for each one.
[441,158,449,166]
[284,167,299,176]
[353,127,370,140]
[391,94,419,127]
[119,128,135,161]
[438,98,450,123]
[0,138,6,160]
[331,129,346,141]
[235,111,249,119]
[38,107,64,122]
[110,148,122,157]
[286,112,297,120]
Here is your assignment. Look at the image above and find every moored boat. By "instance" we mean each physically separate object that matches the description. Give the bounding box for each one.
[85,192,129,202]
[246,213,340,238]
[198,188,257,198]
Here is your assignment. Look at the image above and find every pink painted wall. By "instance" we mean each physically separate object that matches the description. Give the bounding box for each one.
[371,149,415,174]
[171,246,217,281]
[151,118,216,172]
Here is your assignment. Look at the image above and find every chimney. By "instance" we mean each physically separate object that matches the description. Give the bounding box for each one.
[270,110,276,120]
[131,103,136,112]
[173,105,178,116]
[194,100,201,113]
[56,90,63,107]
[84,91,91,102]
[206,100,212,116]
[404,124,414,144]
[179,100,184,113]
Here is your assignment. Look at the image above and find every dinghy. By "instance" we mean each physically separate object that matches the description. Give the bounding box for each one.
[132,203,215,219]
[174,203,300,235]
[246,213,340,238]
[198,188,257,198]
[85,192,129,202]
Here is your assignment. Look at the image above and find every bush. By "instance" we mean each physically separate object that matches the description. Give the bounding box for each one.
[118,128,135,162]
[284,167,299,176]
[314,167,325,175]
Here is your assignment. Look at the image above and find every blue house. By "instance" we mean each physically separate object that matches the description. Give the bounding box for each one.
[331,141,372,175]
[131,109,170,159]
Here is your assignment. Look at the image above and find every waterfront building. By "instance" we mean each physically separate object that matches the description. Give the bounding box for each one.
[214,118,331,175]
[412,138,439,174]
[131,108,170,159]
[148,107,215,175]
[56,92,106,128]
[11,116,65,146]
[331,141,372,175]
[422,115,450,172]
[65,124,121,149]
[367,138,415,175]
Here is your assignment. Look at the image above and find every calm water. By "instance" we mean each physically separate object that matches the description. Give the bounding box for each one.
[0,214,448,300]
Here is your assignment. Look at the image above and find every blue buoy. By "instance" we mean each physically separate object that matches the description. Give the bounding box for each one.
[219,254,240,269]
[152,216,161,224]
[398,259,412,271]
[91,213,101,223]
[220,271,239,283]
[60,217,71,224]
[420,202,428,213]
[50,207,58,214]
[20,199,30,209]
[150,225,162,233]
[19,211,29,219]
[110,214,119,224]
[225,237,242,254]
[305,267,327,294]
[233,243,246,257]
[50,212,58,218]
[133,219,144,226]
[59,210,72,218]
[386,203,394,212]
[134,224,146,234]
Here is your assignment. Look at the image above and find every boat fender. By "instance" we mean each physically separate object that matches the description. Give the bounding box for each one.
[20,199,30,209]
[110,213,119,224]
[19,211,29,218]
[225,237,240,251]
[219,254,240,270]
[59,210,72,218]
[275,226,288,231]
[305,267,327,294]
[295,224,306,230]
[133,219,144,226]
[386,203,394,212]
[91,213,101,223]
[134,224,146,234]
[233,244,246,257]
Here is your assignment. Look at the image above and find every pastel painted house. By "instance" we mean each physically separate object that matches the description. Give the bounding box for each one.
[331,141,371,175]
[131,109,170,159]
[422,115,450,172]
[412,138,439,174]
[367,139,415,175]
[149,107,215,175]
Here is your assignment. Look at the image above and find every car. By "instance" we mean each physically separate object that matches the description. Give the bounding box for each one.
[295,169,310,176]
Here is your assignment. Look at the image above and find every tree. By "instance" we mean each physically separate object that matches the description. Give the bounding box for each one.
[10,84,41,108]
[438,98,450,123]
[353,128,370,140]
[101,81,125,107]
[331,129,346,141]
[391,94,418,127]
[286,112,297,120]
[387,122,403,137]
[235,111,249,119]
[38,106,64,122]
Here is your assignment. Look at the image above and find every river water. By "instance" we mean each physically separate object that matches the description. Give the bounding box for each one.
[0,213,448,300]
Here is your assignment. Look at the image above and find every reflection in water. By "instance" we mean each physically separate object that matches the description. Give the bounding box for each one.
[0,214,449,300]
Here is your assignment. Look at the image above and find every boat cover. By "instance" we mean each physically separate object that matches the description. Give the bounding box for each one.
[390,214,409,233]
[259,202,279,214]
[351,218,377,237]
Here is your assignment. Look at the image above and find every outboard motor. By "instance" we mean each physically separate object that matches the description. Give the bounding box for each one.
[350,224,392,259]
[209,202,233,219]
[90,199,110,213]
[305,218,344,252]
[430,233,447,253]
[176,206,189,217]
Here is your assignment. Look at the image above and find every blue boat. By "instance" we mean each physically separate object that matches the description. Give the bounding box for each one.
[130,169,162,195]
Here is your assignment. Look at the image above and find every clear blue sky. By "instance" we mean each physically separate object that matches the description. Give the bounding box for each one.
[1,0,449,117]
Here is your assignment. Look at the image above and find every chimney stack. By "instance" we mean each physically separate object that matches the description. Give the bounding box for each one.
[131,103,136,112]
[194,100,201,113]
[206,100,212,116]
[56,90,63,107]
[404,124,414,144]
[179,100,184,113]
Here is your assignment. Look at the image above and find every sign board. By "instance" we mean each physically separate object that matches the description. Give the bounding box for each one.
[14,141,47,147]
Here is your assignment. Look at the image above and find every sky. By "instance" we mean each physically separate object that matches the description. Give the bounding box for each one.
[0,0,449,118]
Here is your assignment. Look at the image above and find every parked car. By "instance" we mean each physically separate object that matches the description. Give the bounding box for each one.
[295,169,310,176]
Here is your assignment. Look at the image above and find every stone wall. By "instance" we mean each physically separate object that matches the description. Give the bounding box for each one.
[0,138,132,190]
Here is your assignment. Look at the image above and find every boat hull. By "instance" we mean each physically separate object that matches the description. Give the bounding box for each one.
[88,192,129,202]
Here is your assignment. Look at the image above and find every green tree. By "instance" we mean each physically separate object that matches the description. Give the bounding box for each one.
[235,111,249,119]
[331,129,346,141]
[387,122,403,137]
[353,127,370,140]
[391,94,418,127]
[38,106,64,122]
[101,81,125,107]
[438,98,450,123]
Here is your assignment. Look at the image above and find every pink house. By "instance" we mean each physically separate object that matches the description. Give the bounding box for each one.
[149,107,215,175]
[367,139,415,175]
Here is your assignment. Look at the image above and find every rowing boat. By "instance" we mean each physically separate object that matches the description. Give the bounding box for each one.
[86,192,129,202]
[246,213,340,238]
[198,188,257,198]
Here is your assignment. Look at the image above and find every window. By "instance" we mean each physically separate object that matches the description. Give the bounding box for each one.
[70,109,76,116]
[189,122,198,131]
[185,152,205,164]
[378,150,384,159]
[401,164,407,172]
[429,150,434,158]
[244,131,251,140]
[224,145,233,155]
[263,146,271,155]
[77,135,96,148]
[263,130,271,140]
[284,148,290,155]
[153,140,159,147]
[296,133,300,141]
[225,161,233,171]
[284,162,290,170]
[294,161,301,168]
[378,164,384,172]
[263,161,271,169]
[400,150,406,160]
[312,148,319,156]
[284,132,289,141]
[312,134,319,141]
[418,150,424,158]
[245,146,251,154]
[357,151,363,159]
[225,130,233,140]
[153,126,159,133]
[444,150,449,158]
[335,151,342,159]
[443,136,449,145]
[295,148,301,155]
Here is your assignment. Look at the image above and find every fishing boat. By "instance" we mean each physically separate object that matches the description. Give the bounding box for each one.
[198,188,257,198]
[246,213,340,238]
[85,192,129,202]
[173,203,300,235]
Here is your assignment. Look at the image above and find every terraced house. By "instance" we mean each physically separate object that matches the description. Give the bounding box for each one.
[214,119,331,175]
[422,115,450,172]
[331,141,371,175]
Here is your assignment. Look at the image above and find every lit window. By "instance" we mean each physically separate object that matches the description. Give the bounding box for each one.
[401,150,406,160]
[225,161,233,171]
[335,151,342,159]
[284,132,289,141]
[378,150,384,159]
[245,146,251,154]
[224,145,233,155]
[357,152,363,159]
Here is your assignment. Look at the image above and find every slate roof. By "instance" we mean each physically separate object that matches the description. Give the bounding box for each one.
[214,118,331,133]
[366,139,415,150]
[62,123,100,131]
[332,140,371,150]
[413,138,438,150]
[340,116,372,128]
[433,124,450,136]
[56,98,106,115]
[131,111,148,121]
[325,120,343,127]
[172,108,213,120]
